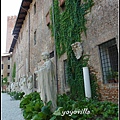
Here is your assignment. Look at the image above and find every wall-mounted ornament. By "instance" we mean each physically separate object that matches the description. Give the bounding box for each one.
[71,42,83,59]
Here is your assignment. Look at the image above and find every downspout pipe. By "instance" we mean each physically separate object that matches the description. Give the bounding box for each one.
[83,67,91,99]
[52,0,58,93]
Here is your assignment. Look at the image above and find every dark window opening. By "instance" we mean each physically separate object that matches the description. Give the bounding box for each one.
[50,51,54,58]
[8,65,10,69]
[99,38,118,84]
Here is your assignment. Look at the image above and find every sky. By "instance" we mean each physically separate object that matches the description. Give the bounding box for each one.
[1,0,22,55]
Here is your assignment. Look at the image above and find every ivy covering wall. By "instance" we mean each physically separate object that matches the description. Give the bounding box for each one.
[50,0,98,100]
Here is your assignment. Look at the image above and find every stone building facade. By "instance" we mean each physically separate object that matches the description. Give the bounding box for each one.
[82,0,118,103]
[9,0,118,102]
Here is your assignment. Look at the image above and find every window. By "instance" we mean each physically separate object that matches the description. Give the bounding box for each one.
[34,2,36,14]
[7,73,10,76]
[50,51,54,58]
[1,64,3,69]
[64,59,68,87]
[8,65,10,69]
[34,30,36,45]
[99,38,118,84]
[8,57,10,60]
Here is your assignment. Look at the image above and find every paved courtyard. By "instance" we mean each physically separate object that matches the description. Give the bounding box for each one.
[1,93,24,120]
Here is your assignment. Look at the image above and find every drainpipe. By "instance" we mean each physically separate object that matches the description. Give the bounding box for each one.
[83,67,91,99]
[52,0,58,93]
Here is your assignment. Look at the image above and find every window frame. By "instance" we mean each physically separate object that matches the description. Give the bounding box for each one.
[98,38,118,84]
[8,65,10,69]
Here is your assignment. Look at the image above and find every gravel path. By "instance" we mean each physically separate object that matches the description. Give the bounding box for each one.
[1,93,25,120]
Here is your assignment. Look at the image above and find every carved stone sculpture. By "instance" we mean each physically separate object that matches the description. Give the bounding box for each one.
[71,42,83,59]
[20,76,28,95]
[27,75,33,94]
[11,82,15,92]
[38,52,57,111]
[14,82,20,92]
[19,77,23,92]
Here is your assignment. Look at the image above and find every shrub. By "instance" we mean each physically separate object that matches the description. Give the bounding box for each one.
[20,93,118,120]
[8,91,25,100]
[51,94,118,120]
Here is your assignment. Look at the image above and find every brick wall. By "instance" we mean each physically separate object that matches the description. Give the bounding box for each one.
[81,0,118,103]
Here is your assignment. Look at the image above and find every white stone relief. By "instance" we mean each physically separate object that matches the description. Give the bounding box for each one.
[20,76,28,95]
[11,82,15,92]
[71,42,83,59]
[27,75,33,94]
[14,82,20,92]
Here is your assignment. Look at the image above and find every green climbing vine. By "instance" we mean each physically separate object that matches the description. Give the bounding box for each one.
[12,62,16,82]
[50,0,98,100]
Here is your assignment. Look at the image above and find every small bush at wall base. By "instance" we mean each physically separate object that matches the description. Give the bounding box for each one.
[20,92,56,120]
[8,91,25,100]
